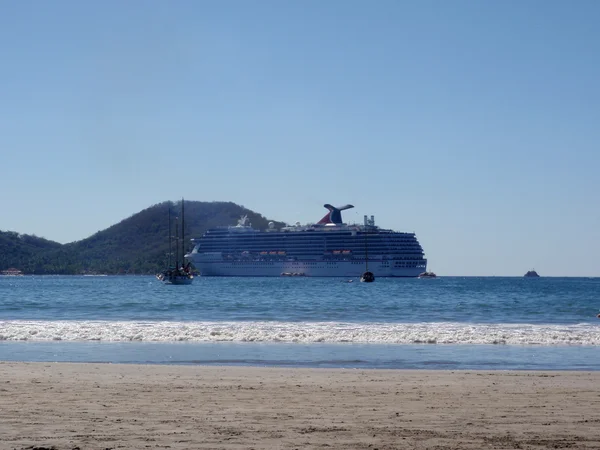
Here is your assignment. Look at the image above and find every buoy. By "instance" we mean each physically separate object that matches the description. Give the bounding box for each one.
[360,271,375,283]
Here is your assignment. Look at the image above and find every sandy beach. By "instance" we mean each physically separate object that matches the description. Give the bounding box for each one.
[1,362,599,449]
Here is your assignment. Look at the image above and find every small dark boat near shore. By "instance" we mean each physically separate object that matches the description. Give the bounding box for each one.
[418,271,437,279]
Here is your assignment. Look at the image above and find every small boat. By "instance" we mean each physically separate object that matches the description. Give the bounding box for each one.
[157,199,194,285]
[418,271,437,278]
[0,268,23,276]
[360,271,375,282]
[156,267,193,284]
[524,270,540,278]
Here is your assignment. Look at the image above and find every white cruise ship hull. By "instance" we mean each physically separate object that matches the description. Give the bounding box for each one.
[192,259,424,277]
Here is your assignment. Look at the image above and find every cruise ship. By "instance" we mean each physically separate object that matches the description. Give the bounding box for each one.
[186,204,427,277]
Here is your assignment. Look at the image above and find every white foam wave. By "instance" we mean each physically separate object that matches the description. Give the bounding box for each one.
[1,321,600,345]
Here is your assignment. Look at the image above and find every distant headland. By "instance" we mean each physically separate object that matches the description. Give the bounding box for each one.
[0,200,283,276]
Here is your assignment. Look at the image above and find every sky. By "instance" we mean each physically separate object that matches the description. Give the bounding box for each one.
[1,0,599,276]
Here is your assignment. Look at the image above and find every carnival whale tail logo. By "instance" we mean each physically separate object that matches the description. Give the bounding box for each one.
[317,204,354,225]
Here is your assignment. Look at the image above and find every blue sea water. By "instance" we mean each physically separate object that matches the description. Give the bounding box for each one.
[1,275,599,370]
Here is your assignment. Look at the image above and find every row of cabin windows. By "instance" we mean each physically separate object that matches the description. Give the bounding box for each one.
[220,261,423,267]
[201,235,420,242]
[205,245,422,251]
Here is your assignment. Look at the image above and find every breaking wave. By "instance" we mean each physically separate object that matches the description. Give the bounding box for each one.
[1,320,599,346]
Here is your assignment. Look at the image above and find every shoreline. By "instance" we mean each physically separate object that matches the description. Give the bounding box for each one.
[2,341,600,371]
[2,340,600,372]
[1,362,600,449]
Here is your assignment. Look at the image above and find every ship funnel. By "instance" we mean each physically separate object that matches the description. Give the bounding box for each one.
[317,204,354,225]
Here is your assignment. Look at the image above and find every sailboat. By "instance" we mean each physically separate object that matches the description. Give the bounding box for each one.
[156,199,194,285]
[360,217,375,283]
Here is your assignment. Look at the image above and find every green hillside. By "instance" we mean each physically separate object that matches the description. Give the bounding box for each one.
[0,201,285,275]
[0,232,63,272]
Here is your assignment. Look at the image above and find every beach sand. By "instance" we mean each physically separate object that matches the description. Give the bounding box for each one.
[1,362,599,449]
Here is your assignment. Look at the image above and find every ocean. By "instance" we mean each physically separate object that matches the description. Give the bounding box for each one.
[1,275,599,370]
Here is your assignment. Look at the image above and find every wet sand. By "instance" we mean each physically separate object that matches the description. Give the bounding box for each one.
[1,362,600,449]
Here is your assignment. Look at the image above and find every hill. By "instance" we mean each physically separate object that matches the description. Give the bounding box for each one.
[0,201,285,275]
[0,231,63,272]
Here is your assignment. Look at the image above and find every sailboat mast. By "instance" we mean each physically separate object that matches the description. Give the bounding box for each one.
[168,206,172,269]
[364,229,369,272]
[175,213,179,270]
[181,198,185,269]
[360,214,375,282]
[364,215,369,272]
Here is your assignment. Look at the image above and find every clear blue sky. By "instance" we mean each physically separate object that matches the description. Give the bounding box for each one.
[1,0,598,276]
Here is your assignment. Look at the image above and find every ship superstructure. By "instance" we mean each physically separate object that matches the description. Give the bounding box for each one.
[186,204,427,277]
